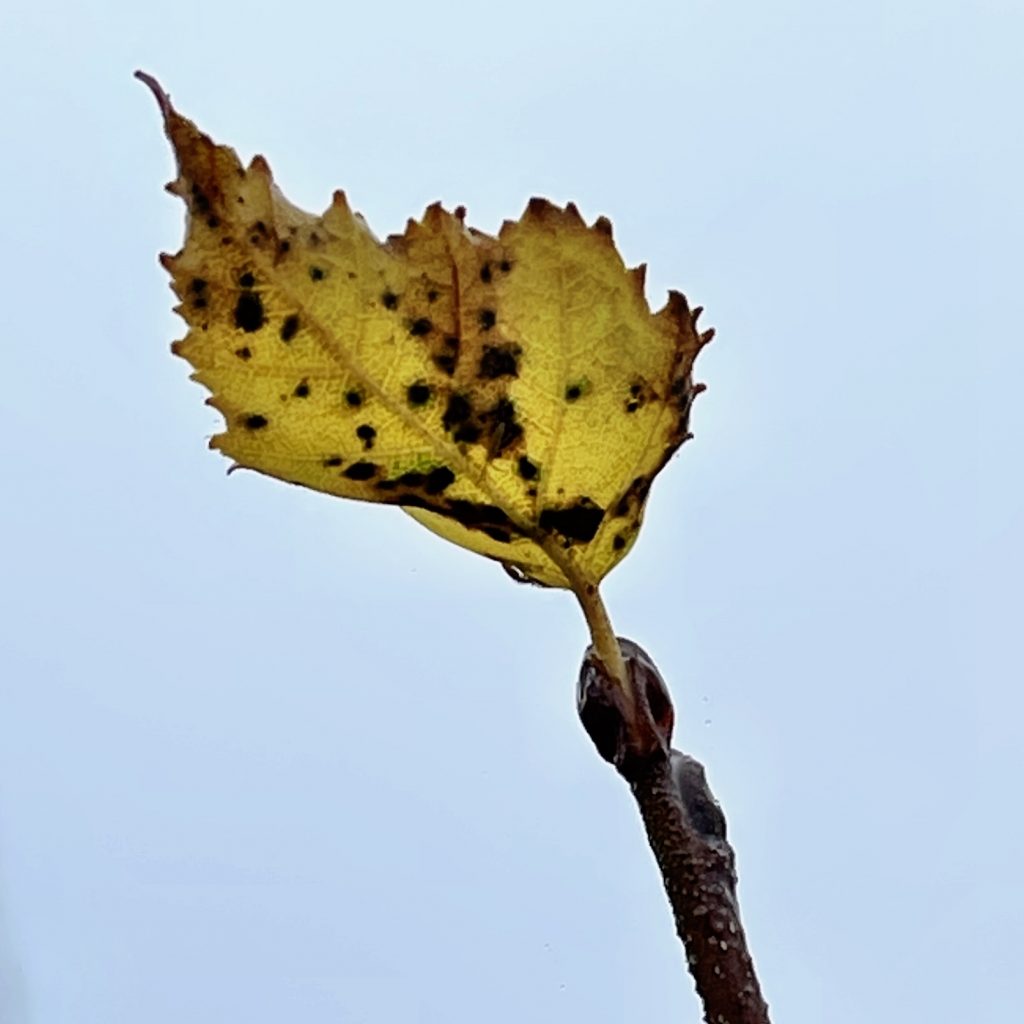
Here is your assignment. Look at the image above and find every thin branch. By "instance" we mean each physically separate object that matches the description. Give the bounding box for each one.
[577,638,770,1024]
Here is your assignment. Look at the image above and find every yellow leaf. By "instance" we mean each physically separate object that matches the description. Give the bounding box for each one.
[141,74,712,594]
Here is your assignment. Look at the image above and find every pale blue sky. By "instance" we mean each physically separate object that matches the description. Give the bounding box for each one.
[0,2,1017,1022]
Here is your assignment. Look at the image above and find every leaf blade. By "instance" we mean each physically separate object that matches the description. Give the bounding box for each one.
[143,75,711,589]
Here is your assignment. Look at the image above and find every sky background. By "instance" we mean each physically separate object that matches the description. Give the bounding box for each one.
[0,1,1018,1022]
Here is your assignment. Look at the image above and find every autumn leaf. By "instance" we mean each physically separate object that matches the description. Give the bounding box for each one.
[140,73,712,612]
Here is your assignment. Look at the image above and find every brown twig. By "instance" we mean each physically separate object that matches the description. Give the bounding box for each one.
[577,639,770,1024]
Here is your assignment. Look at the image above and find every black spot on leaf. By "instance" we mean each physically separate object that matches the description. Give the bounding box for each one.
[517,456,539,481]
[443,394,472,431]
[406,382,431,406]
[483,527,511,543]
[454,424,482,443]
[355,424,377,450]
[234,346,252,360]
[343,461,378,481]
[480,263,492,283]
[294,381,310,398]
[478,344,521,380]
[425,466,456,494]
[613,533,627,551]
[433,336,461,375]
[309,266,325,281]
[234,292,265,332]
[242,414,268,430]
[448,501,512,531]
[239,272,255,288]
[381,290,399,310]
[478,309,497,331]
[323,456,343,467]
[345,389,364,407]
[539,499,605,542]
[190,278,207,293]
[409,317,433,337]
[565,384,582,402]
[280,315,299,342]
[484,397,523,455]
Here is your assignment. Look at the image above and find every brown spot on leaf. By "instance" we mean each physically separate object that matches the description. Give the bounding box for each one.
[613,476,652,517]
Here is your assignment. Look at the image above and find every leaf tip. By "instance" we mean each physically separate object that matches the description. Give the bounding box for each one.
[592,215,613,238]
[660,289,690,321]
[422,201,448,230]
[525,196,555,219]
[249,153,272,177]
[564,201,585,226]
[134,70,174,121]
